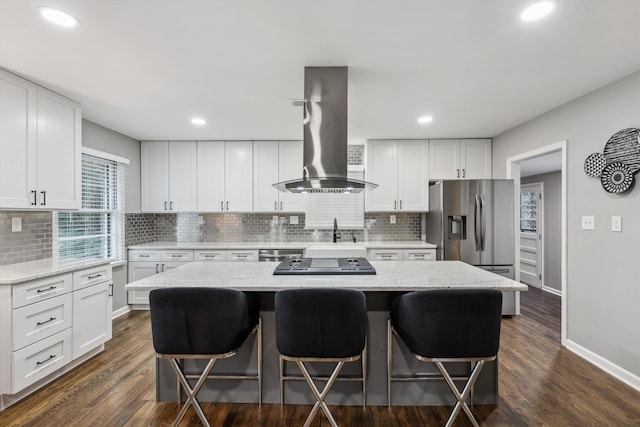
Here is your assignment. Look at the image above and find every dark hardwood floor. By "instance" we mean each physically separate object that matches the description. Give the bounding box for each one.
[2,287,639,426]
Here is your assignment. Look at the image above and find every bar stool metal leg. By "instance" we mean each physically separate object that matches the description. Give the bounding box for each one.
[296,360,346,427]
[387,318,393,407]
[167,356,218,427]
[435,359,487,427]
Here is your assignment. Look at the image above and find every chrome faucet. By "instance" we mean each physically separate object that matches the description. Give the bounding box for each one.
[333,217,341,243]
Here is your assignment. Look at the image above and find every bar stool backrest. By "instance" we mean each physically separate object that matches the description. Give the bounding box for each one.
[150,287,259,355]
[275,288,367,358]
[391,289,502,359]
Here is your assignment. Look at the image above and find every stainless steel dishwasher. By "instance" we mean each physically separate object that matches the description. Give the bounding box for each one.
[258,249,304,262]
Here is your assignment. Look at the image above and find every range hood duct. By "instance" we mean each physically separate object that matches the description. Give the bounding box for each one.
[273,67,377,194]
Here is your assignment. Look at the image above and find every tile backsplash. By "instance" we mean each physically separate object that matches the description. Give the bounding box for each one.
[0,212,52,266]
[125,212,422,245]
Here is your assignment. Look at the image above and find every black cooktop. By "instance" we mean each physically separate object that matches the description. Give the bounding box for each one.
[273,257,376,275]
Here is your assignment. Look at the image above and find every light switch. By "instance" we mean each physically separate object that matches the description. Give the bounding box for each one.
[390,215,396,224]
[12,217,22,232]
[611,216,622,232]
[290,216,298,225]
[581,215,594,230]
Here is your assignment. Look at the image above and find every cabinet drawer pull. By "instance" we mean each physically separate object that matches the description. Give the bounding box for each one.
[204,254,216,258]
[37,317,57,326]
[36,354,56,366]
[381,254,393,258]
[171,254,183,258]
[234,254,248,258]
[36,286,57,294]
[88,274,102,279]
[138,254,150,258]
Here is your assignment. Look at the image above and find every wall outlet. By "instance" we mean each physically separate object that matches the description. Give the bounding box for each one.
[581,215,594,230]
[611,216,622,232]
[390,215,396,224]
[12,217,22,232]
[290,215,298,225]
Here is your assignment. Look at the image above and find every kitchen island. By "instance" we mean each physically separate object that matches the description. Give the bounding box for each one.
[125,260,526,406]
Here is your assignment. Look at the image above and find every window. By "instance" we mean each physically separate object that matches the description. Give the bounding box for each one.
[520,190,538,232]
[54,153,125,261]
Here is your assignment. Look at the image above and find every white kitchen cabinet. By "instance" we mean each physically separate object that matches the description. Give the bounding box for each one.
[197,141,253,212]
[429,139,491,180]
[253,140,305,212]
[127,250,193,305]
[0,263,111,399]
[368,248,403,261]
[0,69,81,210]
[367,248,436,261]
[141,141,197,212]
[365,140,429,212]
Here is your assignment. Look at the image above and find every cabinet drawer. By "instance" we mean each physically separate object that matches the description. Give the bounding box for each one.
[73,264,112,291]
[13,293,73,351]
[13,273,72,308]
[227,250,258,262]
[12,328,72,393]
[195,250,227,261]
[160,251,194,262]
[128,250,163,261]
[368,249,403,261]
[404,249,436,261]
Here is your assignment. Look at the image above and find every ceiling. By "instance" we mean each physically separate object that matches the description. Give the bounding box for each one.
[1,0,640,143]
[520,151,562,177]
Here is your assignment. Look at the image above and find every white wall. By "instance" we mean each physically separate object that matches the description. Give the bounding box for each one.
[492,71,640,381]
[522,171,561,292]
[82,119,141,213]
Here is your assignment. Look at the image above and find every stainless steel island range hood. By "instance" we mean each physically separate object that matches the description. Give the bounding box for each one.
[273,67,377,194]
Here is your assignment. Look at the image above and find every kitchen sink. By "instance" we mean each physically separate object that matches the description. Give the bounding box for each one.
[304,243,367,258]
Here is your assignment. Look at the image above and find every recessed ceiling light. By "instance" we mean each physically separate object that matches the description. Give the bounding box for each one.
[521,1,555,21]
[39,7,80,28]
[191,118,206,126]
[418,116,433,124]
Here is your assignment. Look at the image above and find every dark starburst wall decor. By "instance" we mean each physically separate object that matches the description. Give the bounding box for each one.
[584,128,640,193]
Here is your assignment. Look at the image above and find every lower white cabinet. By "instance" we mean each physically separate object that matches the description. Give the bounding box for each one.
[0,263,112,400]
[73,281,111,359]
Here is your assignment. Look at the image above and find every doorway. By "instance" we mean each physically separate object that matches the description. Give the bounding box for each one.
[506,140,567,345]
[519,182,543,288]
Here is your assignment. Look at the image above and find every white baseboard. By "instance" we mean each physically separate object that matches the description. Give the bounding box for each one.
[566,339,640,392]
[112,305,131,319]
[542,285,562,296]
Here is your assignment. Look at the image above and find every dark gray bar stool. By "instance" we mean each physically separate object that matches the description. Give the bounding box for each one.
[388,289,502,427]
[149,287,262,427]
[275,288,367,427]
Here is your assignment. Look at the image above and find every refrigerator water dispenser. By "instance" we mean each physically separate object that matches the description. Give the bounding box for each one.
[448,215,467,240]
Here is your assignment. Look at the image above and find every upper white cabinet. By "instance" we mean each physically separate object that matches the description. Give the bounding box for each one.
[429,139,491,180]
[253,140,304,212]
[0,69,80,210]
[365,140,429,212]
[197,141,253,212]
[141,141,197,212]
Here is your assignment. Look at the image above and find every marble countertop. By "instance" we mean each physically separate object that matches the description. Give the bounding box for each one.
[124,260,526,292]
[0,258,113,285]
[128,241,437,250]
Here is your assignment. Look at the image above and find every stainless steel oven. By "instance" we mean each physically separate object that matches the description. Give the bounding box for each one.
[258,249,304,262]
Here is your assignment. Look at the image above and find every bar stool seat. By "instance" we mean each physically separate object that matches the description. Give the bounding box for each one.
[149,287,262,427]
[388,289,502,427]
[276,288,367,427]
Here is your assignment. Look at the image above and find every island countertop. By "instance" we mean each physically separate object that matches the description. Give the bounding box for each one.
[127,241,437,250]
[124,260,527,292]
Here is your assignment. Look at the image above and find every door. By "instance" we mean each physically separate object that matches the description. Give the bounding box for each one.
[197,141,226,211]
[519,183,543,288]
[253,141,279,212]
[278,140,305,212]
[365,140,398,211]
[225,141,253,212]
[460,139,491,179]
[429,139,460,180]
[397,140,429,211]
[141,142,169,211]
[0,70,36,208]
[72,281,110,359]
[168,141,197,211]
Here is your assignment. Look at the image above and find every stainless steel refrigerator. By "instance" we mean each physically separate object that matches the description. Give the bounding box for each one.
[426,180,518,314]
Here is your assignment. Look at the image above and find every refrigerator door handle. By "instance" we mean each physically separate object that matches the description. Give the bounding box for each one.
[474,194,481,251]
[480,194,486,251]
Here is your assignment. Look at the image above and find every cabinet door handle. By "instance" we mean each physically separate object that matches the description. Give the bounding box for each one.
[40,191,46,206]
[37,317,57,326]
[394,200,397,210]
[226,201,229,210]
[31,190,37,206]
[462,168,466,178]
[36,354,56,366]
[36,286,57,294]
[275,201,278,210]
[88,274,102,279]
[457,169,460,178]
[280,201,283,210]
[399,200,402,210]
[221,201,224,211]
[109,282,113,297]
[170,201,173,210]
[161,263,165,272]
[155,264,159,273]
[164,201,167,210]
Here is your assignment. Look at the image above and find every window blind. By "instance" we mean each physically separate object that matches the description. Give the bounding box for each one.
[55,154,125,261]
